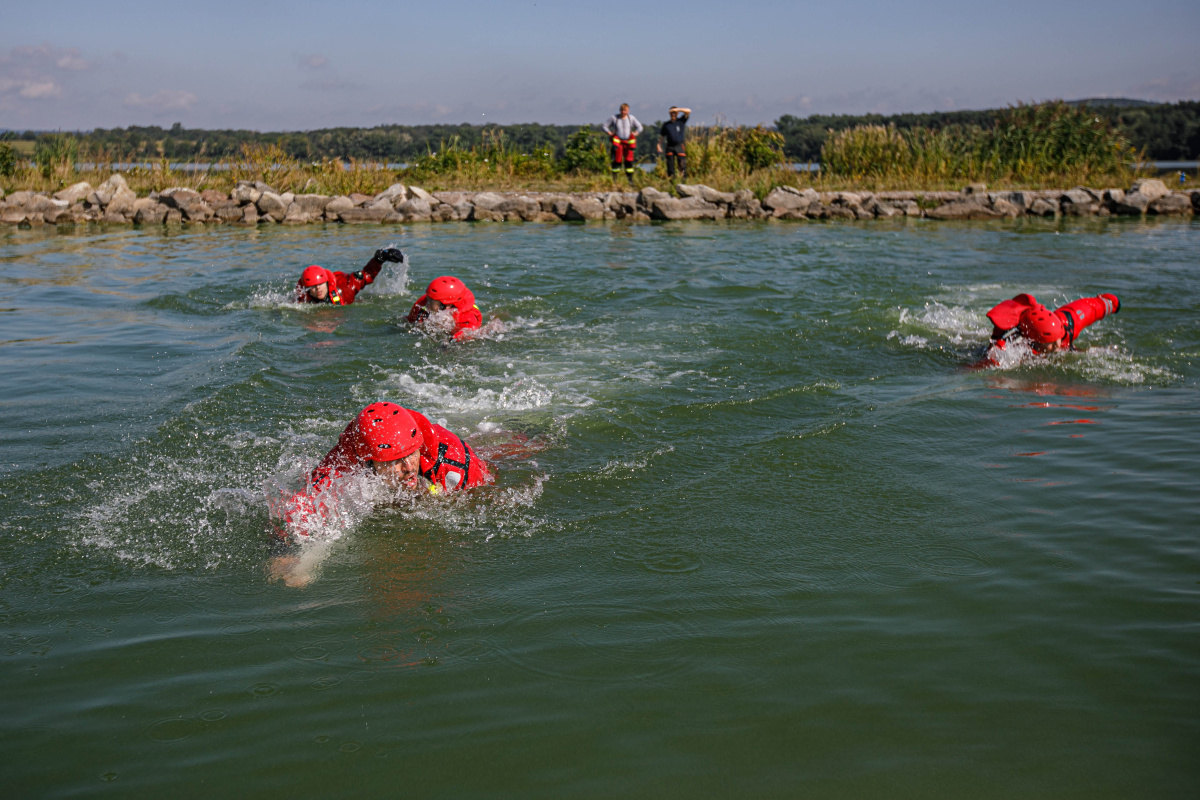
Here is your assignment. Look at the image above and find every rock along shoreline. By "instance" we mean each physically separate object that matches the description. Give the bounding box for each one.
[1,176,1196,229]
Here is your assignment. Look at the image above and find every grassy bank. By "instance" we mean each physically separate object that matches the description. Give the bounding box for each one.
[0,102,1157,198]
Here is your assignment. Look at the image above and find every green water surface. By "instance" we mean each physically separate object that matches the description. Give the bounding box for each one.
[1,218,1197,797]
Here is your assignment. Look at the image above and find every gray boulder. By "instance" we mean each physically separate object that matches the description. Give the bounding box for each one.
[676,183,736,205]
[375,183,407,203]
[1028,198,1059,217]
[1113,192,1151,215]
[925,201,1004,220]
[818,205,857,220]
[565,198,608,221]
[394,198,433,222]
[637,187,672,208]
[432,191,471,206]
[471,192,507,212]
[541,195,572,217]
[241,205,260,224]
[97,173,130,193]
[1129,178,1168,201]
[282,203,312,224]
[25,195,58,214]
[54,181,93,204]
[88,174,130,207]
[452,201,475,221]
[215,205,244,223]
[1,207,28,225]
[231,182,261,205]
[650,196,725,220]
[135,203,168,224]
[339,204,391,223]
[407,186,436,203]
[348,193,374,207]
[293,194,331,214]
[498,195,541,221]
[6,190,35,207]
[160,187,199,208]
[867,198,901,218]
[106,188,137,214]
[1149,193,1192,215]
[257,192,289,221]
[992,191,1031,212]
[1060,189,1098,216]
[762,186,817,214]
[991,198,1020,219]
[324,196,354,217]
[182,202,214,222]
[729,189,765,219]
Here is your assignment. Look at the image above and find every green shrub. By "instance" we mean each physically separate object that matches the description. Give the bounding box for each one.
[820,101,1141,185]
[0,142,17,177]
[33,134,79,181]
[561,128,607,174]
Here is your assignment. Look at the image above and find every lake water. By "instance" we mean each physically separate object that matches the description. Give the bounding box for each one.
[1,217,1197,797]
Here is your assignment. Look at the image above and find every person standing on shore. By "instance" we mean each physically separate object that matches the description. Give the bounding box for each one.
[294,247,405,305]
[657,106,691,179]
[602,104,644,185]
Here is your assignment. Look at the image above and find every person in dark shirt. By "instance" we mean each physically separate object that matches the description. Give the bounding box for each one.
[657,106,692,179]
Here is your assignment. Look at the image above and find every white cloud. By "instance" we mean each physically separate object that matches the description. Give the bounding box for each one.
[55,54,89,71]
[0,43,87,102]
[123,89,198,111]
[1129,73,1200,103]
[20,80,62,99]
[298,53,328,70]
[0,76,62,99]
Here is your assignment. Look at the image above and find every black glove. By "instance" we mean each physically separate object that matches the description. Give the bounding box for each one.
[374,248,405,264]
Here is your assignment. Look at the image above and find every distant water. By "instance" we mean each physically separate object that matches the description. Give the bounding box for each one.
[1,217,1197,797]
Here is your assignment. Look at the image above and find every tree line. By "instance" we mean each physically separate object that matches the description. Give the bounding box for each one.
[776,100,1200,161]
[5,100,1198,162]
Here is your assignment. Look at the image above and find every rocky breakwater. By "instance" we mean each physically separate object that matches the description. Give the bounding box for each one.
[1,176,1196,229]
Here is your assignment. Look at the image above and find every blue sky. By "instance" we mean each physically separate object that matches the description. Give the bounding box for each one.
[3,0,1197,131]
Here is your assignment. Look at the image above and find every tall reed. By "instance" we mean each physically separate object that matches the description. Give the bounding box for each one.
[821,101,1143,186]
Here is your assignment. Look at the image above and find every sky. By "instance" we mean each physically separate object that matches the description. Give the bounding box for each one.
[3,0,1198,131]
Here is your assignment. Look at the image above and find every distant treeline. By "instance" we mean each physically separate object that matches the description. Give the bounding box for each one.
[777,101,1200,161]
[5,100,1198,162]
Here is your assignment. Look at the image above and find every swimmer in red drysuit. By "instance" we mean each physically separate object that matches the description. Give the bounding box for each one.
[281,402,493,535]
[989,293,1120,352]
[294,247,405,305]
[406,275,483,340]
[978,292,1120,366]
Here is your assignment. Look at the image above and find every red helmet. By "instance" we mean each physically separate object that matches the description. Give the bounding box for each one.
[354,402,422,462]
[300,265,332,287]
[426,276,468,306]
[1018,304,1065,344]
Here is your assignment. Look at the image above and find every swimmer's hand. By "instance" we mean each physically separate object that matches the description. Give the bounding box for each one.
[375,248,405,264]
